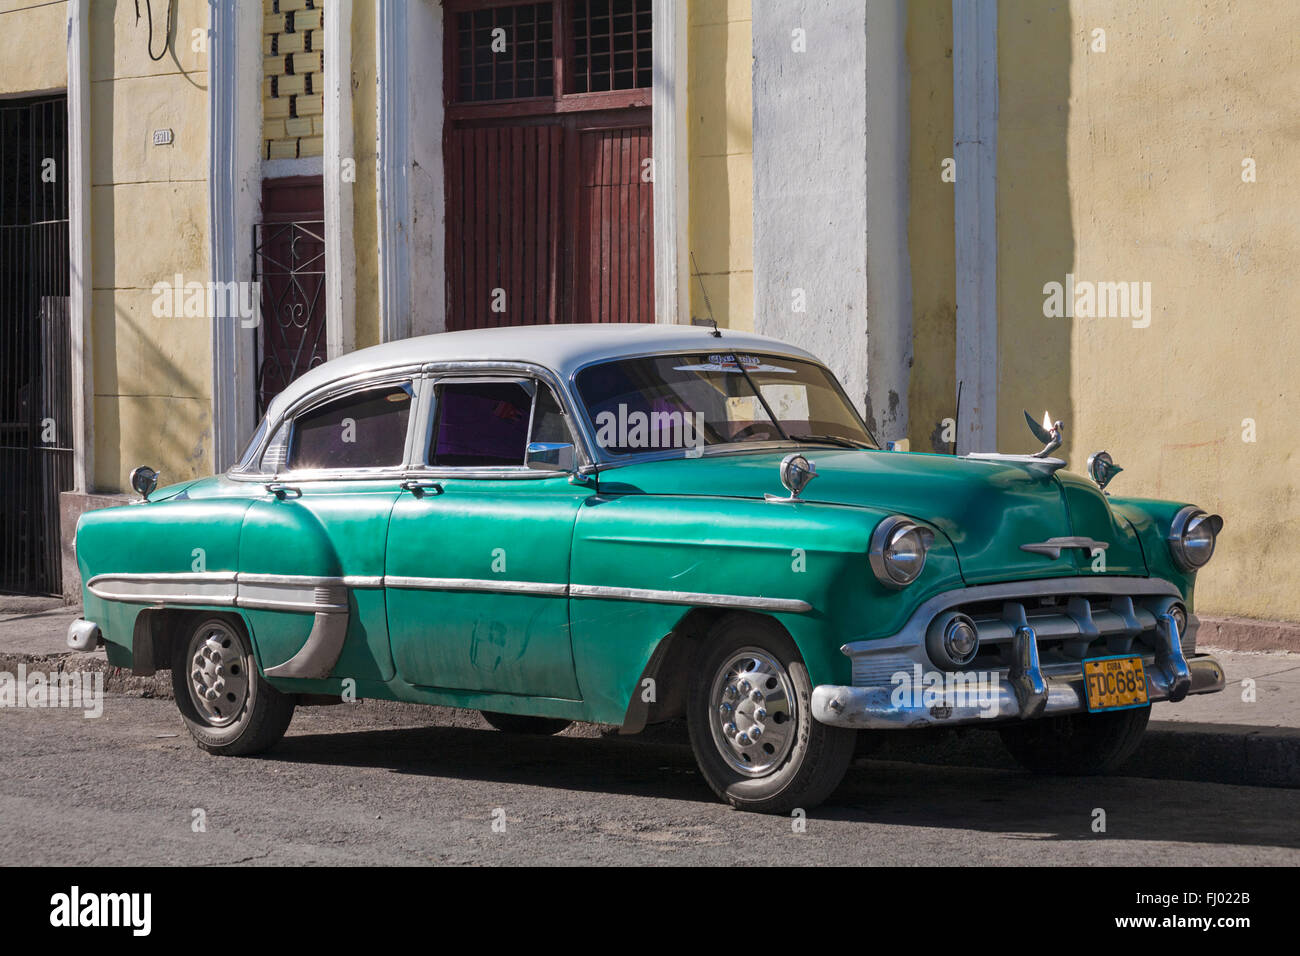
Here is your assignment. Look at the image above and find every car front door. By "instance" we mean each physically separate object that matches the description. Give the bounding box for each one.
[384,372,588,700]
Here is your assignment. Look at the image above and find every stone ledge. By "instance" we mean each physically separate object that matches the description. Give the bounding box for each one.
[1198,616,1300,653]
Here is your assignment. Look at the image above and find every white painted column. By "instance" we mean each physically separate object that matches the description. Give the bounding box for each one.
[652,0,689,325]
[375,0,411,342]
[953,0,998,454]
[323,0,356,358]
[66,0,92,492]
[752,1,871,415]
[864,0,913,443]
[208,0,262,470]
[407,0,445,335]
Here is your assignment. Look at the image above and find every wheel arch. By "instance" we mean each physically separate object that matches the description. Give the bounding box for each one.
[619,607,819,734]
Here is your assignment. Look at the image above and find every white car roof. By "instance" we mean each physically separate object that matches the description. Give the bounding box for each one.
[264,323,822,421]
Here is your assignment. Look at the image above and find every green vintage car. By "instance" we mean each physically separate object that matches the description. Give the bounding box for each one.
[70,324,1225,812]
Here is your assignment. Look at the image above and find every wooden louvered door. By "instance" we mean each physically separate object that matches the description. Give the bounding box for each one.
[571,122,653,323]
[445,124,565,328]
[443,1,654,331]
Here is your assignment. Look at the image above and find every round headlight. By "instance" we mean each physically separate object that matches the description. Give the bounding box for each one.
[869,516,935,589]
[926,611,980,668]
[1169,506,1224,571]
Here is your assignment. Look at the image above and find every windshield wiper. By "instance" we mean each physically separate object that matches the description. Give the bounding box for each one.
[788,433,873,450]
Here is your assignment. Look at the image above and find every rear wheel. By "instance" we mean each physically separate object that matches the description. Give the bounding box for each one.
[480,711,572,736]
[171,616,295,756]
[686,616,855,814]
[998,706,1150,775]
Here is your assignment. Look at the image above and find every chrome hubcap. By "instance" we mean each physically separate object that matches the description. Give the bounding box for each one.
[187,625,249,727]
[708,648,797,776]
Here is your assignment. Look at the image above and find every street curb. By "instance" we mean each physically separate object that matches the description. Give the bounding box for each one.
[1198,616,1300,653]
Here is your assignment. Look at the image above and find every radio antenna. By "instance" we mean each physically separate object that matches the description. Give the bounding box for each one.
[689,251,722,337]
[952,380,963,455]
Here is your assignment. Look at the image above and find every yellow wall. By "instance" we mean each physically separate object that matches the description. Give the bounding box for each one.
[351,0,380,350]
[997,0,1300,621]
[687,0,753,330]
[0,0,67,95]
[906,0,957,453]
[89,0,212,492]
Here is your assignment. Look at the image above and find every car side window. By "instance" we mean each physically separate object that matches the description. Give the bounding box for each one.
[287,383,414,471]
[429,380,532,467]
[428,379,574,468]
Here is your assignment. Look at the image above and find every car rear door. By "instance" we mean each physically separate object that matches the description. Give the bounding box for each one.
[238,376,419,682]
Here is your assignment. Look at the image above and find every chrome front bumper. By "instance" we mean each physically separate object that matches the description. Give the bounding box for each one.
[811,593,1226,729]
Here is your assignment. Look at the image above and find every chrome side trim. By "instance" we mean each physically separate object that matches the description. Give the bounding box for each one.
[264,606,351,679]
[88,571,813,614]
[86,572,239,606]
[385,576,568,597]
[570,583,812,614]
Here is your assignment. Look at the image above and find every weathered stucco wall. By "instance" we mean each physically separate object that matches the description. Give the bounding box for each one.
[998,0,1300,621]
[687,0,753,331]
[905,0,956,453]
[751,0,869,412]
[351,0,380,350]
[0,0,67,95]
[89,0,212,492]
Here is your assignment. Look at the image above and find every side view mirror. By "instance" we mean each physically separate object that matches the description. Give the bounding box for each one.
[130,465,159,501]
[526,442,576,473]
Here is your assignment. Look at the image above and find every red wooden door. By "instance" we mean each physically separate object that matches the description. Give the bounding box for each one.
[443,0,654,331]
[572,124,653,324]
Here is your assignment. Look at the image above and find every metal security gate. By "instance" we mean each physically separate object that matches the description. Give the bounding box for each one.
[0,96,72,596]
[252,176,327,416]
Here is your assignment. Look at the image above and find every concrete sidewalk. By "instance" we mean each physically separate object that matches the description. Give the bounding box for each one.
[2,600,1297,787]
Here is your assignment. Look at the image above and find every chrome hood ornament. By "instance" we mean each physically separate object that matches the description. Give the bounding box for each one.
[1024,410,1063,459]
[765,453,818,503]
[1086,450,1123,492]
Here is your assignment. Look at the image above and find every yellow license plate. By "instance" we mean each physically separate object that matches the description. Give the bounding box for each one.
[1082,656,1149,712]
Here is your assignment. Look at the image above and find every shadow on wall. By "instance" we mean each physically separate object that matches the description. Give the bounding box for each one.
[994,1,1074,457]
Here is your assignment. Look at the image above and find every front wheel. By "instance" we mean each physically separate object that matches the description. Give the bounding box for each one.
[172,616,295,756]
[998,706,1150,775]
[686,616,856,814]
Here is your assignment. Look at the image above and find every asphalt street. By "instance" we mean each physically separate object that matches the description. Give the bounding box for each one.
[2,693,1297,865]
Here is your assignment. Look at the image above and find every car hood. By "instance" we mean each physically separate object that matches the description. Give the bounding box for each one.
[596,448,1148,584]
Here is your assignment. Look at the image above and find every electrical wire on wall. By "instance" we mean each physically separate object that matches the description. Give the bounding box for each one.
[134,0,175,62]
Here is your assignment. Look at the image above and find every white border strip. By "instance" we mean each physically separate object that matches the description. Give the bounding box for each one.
[67,0,92,492]
[323,0,356,360]
[651,0,689,324]
[953,0,998,454]
[375,0,411,342]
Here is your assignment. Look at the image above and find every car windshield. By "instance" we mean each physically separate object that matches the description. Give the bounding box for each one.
[574,351,877,457]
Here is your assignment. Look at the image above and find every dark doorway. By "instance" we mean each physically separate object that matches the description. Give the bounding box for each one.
[0,95,72,596]
[443,0,654,330]
[253,176,327,416]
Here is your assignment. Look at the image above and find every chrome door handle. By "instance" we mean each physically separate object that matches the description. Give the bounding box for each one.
[400,479,444,496]
[265,482,301,499]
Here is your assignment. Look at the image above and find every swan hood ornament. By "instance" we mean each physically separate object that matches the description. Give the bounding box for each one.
[1024,410,1064,459]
